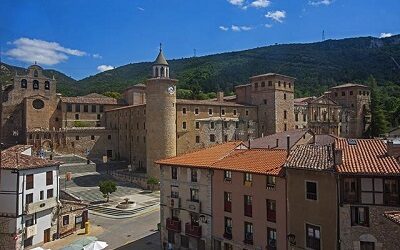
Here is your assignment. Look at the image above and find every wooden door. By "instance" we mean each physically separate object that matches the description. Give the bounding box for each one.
[44,228,51,243]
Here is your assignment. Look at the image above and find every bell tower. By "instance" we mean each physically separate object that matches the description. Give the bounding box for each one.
[146,45,177,178]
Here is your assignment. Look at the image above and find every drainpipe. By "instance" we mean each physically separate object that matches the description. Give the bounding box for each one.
[286,136,290,157]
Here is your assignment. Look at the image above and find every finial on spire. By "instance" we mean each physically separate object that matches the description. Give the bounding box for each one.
[159,43,162,52]
[34,61,37,65]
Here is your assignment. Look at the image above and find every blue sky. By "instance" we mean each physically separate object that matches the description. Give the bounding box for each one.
[0,0,399,80]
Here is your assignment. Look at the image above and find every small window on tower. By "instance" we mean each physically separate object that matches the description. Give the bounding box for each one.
[284,93,287,100]
[182,107,187,114]
[195,108,199,115]
[21,79,27,88]
[208,108,213,115]
[44,81,50,90]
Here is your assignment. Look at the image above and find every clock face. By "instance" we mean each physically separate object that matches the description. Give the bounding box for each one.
[167,86,175,95]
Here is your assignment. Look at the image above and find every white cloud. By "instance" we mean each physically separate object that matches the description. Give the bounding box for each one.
[137,7,145,11]
[229,25,253,32]
[5,37,86,65]
[227,0,245,6]
[379,32,393,38]
[231,25,241,32]
[93,53,102,59]
[219,26,229,31]
[240,26,253,31]
[308,0,333,6]
[97,65,115,72]
[265,24,273,28]
[250,0,270,8]
[265,10,286,23]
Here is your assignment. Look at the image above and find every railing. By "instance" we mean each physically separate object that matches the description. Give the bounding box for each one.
[185,223,202,238]
[224,201,232,212]
[166,218,181,233]
[244,205,252,217]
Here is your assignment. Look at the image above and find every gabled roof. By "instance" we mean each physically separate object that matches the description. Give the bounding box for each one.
[308,95,339,106]
[156,142,287,175]
[0,145,62,170]
[335,138,400,175]
[60,94,118,105]
[249,129,314,150]
[285,144,335,171]
[329,83,368,89]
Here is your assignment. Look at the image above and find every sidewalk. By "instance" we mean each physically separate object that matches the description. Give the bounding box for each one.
[41,223,104,250]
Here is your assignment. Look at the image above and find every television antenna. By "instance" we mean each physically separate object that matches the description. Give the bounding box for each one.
[322,30,325,41]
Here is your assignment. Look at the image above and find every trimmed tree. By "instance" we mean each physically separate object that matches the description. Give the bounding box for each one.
[99,180,117,202]
[147,177,159,192]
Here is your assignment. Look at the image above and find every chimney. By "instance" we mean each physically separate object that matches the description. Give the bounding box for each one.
[248,139,251,149]
[276,139,279,148]
[333,149,343,165]
[217,91,224,102]
[387,140,400,160]
[286,135,290,157]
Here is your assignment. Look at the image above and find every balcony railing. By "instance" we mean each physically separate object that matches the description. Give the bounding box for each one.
[25,197,57,215]
[166,218,181,233]
[185,223,202,238]
[244,205,252,217]
[186,200,201,213]
[267,210,276,222]
[224,201,232,212]
[243,234,253,245]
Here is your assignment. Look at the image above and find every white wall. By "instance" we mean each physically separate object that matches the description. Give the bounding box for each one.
[0,170,18,214]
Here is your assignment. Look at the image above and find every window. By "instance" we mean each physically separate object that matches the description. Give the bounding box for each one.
[342,91,345,96]
[278,81,281,87]
[306,224,321,250]
[233,109,237,116]
[289,82,292,88]
[21,79,27,88]
[210,134,215,142]
[235,121,239,129]
[91,135,95,140]
[224,217,232,238]
[168,230,175,244]
[195,108,199,115]
[268,81,272,86]
[255,82,259,89]
[63,215,70,226]
[245,110,249,116]
[267,228,277,250]
[108,135,111,140]
[26,174,34,190]
[306,181,317,200]
[26,193,33,204]
[191,169,198,182]
[208,108,213,115]
[99,105,104,112]
[182,107,187,114]
[284,82,286,88]
[261,81,265,87]
[360,241,375,250]
[351,207,369,227]
[244,195,252,217]
[244,173,252,184]
[67,104,72,112]
[75,104,81,112]
[195,121,200,129]
[264,99,267,105]
[303,114,307,122]
[182,122,187,129]
[75,114,79,120]
[244,222,253,244]
[40,191,44,200]
[221,109,225,116]
[295,113,299,122]
[84,105,88,112]
[284,110,287,119]
[267,175,276,189]
[284,123,287,131]
[190,188,199,202]
[284,93,287,100]
[224,170,232,181]
[384,179,399,205]
[267,199,276,222]
[195,136,200,143]
[224,243,233,250]
[190,213,199,226]
[210,122,215,129]
[171,186,179,198]
[46,171,53,185]
[33,80,39,89]
[224,135,228,142]
[350,91,353,95]
[91,105,97,113]
[171,167,178,180]
[343,178,358,202]
[224,192,232,212]
[47,189,53,198]
[75,136,80,140]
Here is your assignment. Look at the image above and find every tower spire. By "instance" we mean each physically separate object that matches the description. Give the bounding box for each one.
[160,42,162,52]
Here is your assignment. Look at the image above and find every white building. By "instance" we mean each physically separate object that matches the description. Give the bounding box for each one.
[0,145,61,249]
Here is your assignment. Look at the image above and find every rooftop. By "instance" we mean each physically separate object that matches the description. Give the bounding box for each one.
[329,83,369,89]
[335,138,400,175]
[249,73,296,80]
[383,211,400,226]
[154,49,168,66]
[285,144,335,171]
[176,99,254,107]
[60,93,118,105]
[0,145,62,170]
[249,129,314,150]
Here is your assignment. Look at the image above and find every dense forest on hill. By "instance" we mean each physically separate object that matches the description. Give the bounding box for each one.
[1,35,399,133]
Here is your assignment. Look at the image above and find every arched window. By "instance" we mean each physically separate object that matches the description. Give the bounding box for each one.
[33,80,39,90]
[155,67,159,77]
[34,70,38,77]
[161,67,164,77]
[21,79,27,89]
[44,81,50,90]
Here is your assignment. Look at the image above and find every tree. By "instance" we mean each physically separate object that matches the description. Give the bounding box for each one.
[367,76,389,137]
[99,180,117,202]
[103,91,122,99]
[147,177,159,192]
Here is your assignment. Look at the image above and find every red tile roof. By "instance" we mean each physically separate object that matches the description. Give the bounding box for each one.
[156,142,286,175]
[335,138,400,175]
[60,93,118,105]
[0,145,61,170]
[285,144,335,171]
[249,129,314,150]
[383,211,400,226]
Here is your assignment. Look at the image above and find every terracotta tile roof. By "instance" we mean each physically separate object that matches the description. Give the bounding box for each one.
[294,97,315,104]
[314,134,336,146]
[177,99,255,107]
[249,129,314,150]
[0,145,61,170]
[156,142,244,167]
[285,144,335,171]
[156,142,286,175]
[329,83,368,89]
[60,94,118,105]
[383,211,400,226]
[335,138,400,175]
[212,149,286,175]
[249,73,296,80]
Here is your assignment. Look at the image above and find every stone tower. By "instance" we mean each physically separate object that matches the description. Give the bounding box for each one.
[146,46,177,178]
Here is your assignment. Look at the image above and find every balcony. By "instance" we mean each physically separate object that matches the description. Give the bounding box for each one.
[185,223,202,238]
[25,224,37,238]
[168,197,181,209]
[185,200,200,213]
[244,205,252,217]
[166,218,181,233]
[25,197,57,215]
[224,201,232,212]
